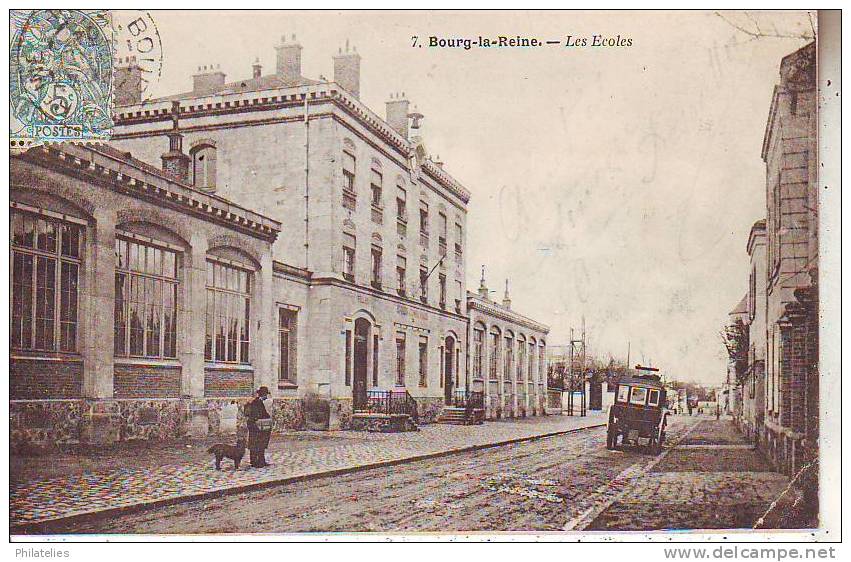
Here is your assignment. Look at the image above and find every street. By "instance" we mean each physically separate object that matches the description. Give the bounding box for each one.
[26,416,794,534]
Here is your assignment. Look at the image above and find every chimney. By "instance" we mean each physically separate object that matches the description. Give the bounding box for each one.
[333,40,361,98]
[192,64,226,95]
[385,92,410,138]
[161,101,191,183]
[115,56,142,106]
[502,279,512,309]
[478,266,489,300]
[252,57,262,79]
[275,34,302,82]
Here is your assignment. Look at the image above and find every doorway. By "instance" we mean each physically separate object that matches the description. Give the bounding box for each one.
[444,336,455,403]
[353,318,370,410]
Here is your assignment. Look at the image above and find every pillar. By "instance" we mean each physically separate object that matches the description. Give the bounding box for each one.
[183,232,208,437]
[80,208,120,445]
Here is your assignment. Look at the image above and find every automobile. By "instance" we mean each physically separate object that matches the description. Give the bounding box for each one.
[606,372,669,454]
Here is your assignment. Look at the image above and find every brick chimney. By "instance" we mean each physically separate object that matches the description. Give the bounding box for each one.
[333,40,361,98]
[252,57,262,79]
[193,64,226,95]
[115,56,142,106]
[276,34,302,82]
[161,101,191,183]
[385,92,410,138]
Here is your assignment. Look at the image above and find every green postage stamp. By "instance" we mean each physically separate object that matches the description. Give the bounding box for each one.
[9,9,115,150]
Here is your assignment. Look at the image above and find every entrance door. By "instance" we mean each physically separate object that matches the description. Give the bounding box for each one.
[444,337,455,403]
[353,318,370,410]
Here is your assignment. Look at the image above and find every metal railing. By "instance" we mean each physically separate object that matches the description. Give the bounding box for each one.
[358,389,419,422]
[451,389,484,410]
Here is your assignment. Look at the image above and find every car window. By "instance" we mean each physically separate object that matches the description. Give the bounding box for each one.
[617,385,630,403]
[629,386,648,405]
[648,389,660,406]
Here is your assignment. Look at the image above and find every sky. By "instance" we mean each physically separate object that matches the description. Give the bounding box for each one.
[134,10,814,386]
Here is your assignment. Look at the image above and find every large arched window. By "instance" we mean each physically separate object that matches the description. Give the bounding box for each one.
[204,252,253,364]
[489,327,501,381]
[504,330,514,382]
[472,323,486,380]
[11,207,83,352]
[190,143,217,190]
[114,233,181,358]
[517,334,527,382]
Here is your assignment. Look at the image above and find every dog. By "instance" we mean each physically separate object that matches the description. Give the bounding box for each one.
[207,439,246,470]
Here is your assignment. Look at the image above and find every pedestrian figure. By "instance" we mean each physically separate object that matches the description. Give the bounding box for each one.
[715,403,720,421]
[246,386,273,468]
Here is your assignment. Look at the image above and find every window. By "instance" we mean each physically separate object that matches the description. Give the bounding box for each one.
[396,255,407,296]
[370,245,383,289]
[418,336,428,387]
[419,202,429,246]
[396,184,407,220]
[489,331,501,381]
[438,212,448,253]
[278,308,297,385]
[342,151,356,210]
[396,331,406,386]
[419,266,429,302]
[517,340,526,381]
[372,334,379,387]
[648,388,660,407]
[473,328,484,379]
[191,144,217,189]
[504,335,514,381]
[455,280,463,312]
[438,273,446,308]
[114,236,180,359]
[629,386,648,406]
[370,169,382,207]
[342,233,356,282]
[454,223,463,260]
[617,385,630,403]
[528,342,536,384]
[11,210,82,352]
[204,259,251,363]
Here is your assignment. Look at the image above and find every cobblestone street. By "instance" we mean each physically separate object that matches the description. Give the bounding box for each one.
[13,415,795,534]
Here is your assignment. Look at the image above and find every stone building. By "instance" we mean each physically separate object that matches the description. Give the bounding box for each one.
[736,220,768,441]
[466,272,549,419]
[760,41,818,476]
[10,143,282,447]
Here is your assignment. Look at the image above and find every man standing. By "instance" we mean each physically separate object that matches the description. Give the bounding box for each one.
[246,386,273,468]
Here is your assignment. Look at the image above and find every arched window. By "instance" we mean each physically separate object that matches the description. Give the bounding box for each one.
[472,323,486,380]
[517,334,527,382]
[504,330,514,382]
[489,327,501,381]
[11,208,84,352]
[204,253,254,364]
[114,233,181,358]
[191,143,217,190]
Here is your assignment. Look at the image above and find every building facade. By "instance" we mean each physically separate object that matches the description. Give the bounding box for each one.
[761,41,818,476]
[466,274,549,420]
[9,35,553,447]
[10,143,282,448]
[737,220,767,441]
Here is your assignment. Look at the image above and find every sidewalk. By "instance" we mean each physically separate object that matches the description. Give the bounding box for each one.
[11,413,606,530]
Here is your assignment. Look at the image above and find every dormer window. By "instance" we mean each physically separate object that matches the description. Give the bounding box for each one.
[190,143,217,190]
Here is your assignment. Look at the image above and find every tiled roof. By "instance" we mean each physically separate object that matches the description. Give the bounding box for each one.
[142,74,322,104]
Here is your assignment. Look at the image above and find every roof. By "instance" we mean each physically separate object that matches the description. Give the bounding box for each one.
[145,73,322,104]
[729,294,749,316]
[617,375,665,389]
[15,143,281,242]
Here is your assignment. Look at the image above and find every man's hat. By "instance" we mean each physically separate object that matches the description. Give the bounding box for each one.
[257,386,270,397]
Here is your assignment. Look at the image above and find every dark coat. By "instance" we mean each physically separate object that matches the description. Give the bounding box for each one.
[245,397,272,450]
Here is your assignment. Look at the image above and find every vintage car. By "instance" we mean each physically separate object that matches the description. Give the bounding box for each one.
[606,373,668,454]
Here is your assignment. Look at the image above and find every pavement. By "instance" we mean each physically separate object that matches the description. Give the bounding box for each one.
[584,417,799,531]
[10,412,607,531]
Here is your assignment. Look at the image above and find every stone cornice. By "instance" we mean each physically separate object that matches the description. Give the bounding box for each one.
[16,143,281,242]
[467,295,549,335]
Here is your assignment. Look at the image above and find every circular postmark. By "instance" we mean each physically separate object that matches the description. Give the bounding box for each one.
[9,9,114,138]
[112,10,163,103]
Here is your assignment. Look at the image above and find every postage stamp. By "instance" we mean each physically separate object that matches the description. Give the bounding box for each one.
[9,9,115,150]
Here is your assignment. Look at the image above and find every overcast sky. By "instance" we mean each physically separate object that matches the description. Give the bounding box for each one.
[137,10,813,385]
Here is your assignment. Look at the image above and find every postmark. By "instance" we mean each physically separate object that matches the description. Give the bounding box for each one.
[112,10,163,104]
[9,9,115,150]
